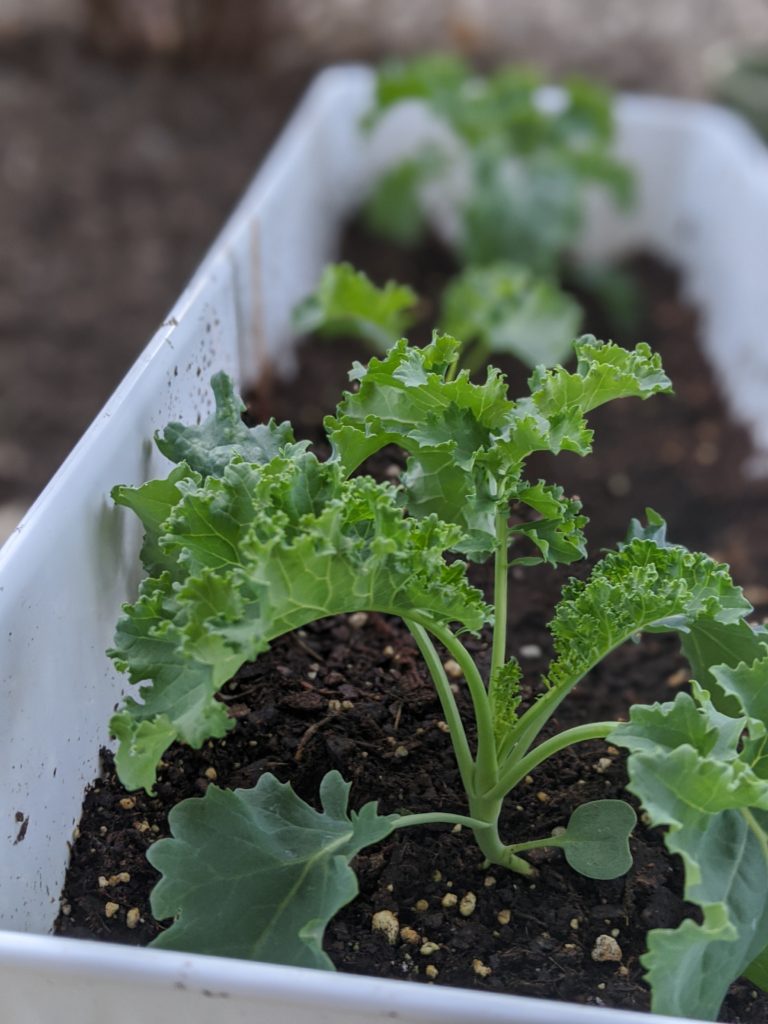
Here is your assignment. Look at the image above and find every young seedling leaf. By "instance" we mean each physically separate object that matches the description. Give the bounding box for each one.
[611,669,768,1021]
[110,453,491,790]
[148,771,398,967]
[156,372,306,477]
[440,262,582,369]
[293,262,419,354]
[556,799,636,880]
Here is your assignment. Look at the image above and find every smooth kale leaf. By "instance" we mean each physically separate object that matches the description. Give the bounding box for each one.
[440,262,582,369]
[293,262,418,354]
[554,799,636,880]
[156,371,306,477]
[110,453,491,791]
[610,672,768,1021]
[149,771,398,967]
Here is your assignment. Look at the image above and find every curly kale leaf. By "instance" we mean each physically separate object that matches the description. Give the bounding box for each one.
[109,453,490,792]
[149,771,398,967]
[364,57,632,270]
[156,371,306,477]
[327,334,670,560]
[544,518,751,701]
[440,262,582,369]
[293,262,418,354]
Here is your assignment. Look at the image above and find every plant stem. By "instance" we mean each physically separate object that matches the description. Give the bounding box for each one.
[465,790,537,876]
[405,618,475,792]
[462,338,491,377]
[490,508,509,683]
[393,812,488,831]
[741,807,768,865]
[426,621,498,793]
[505,834,568,854]
[487,720,616,801]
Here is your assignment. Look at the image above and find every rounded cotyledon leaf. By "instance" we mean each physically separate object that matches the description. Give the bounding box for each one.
[556,799,636,880]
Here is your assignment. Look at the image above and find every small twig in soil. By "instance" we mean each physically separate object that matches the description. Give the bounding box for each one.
[293,632,326,662]
[295,714,335,763]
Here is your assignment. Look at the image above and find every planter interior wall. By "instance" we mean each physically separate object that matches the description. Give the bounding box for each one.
[2,64,768,1024]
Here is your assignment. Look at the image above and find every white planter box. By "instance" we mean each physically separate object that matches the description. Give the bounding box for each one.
[3,64,768,1024]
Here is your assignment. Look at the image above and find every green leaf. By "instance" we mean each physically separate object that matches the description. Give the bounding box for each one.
[640,807,768,1020]
[681,618,768,715]
[611,671,768,1020]
[148,771,398,966]
[745,944,768,992]
[462,152,582,272]
[293,262,418,354]
[526,336,672,437]
[112,464,198,574]
[327,335,670,561]
[511,481,587,567]
[362,151,445,248]
[155,372,306,477]
[440,262,583,369]
[557,799,636,880]
[364,56,632,272]
[545,519,751,702]
[489,658,522,748]
[110,453,491,790]
[367,53,469,127]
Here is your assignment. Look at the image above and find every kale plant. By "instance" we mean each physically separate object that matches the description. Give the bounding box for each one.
[362,54,632,273]
[108,336,768,1018]
[295,260,582,371]
[292,58,637,374]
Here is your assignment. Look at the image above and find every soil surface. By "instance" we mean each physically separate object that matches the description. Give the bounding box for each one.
[56,226,768,1022]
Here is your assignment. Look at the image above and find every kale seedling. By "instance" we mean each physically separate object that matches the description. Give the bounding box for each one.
[107,335,767,1017]
[295,260,582,371]
[362,54,632,273]
[293,59,637,375]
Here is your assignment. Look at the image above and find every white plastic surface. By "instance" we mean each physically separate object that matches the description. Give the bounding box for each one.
[2,64,767,1024]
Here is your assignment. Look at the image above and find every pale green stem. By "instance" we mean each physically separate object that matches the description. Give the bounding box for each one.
[462,337,491,376]
[445,352,461,383]
[405,618,475,792]
[506,834,569,854]
[487,720,616,801]
[491,508,509,683]
[742,807,768,865]
[425,621,498,793]
[393,812,488,831]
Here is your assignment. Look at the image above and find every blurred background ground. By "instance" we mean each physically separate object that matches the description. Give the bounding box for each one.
[3,0,768,538]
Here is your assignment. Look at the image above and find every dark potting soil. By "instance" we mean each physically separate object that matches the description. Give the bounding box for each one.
[55,224,768,1022]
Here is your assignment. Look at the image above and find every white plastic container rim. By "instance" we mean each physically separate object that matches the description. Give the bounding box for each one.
[4,63,768,1024]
